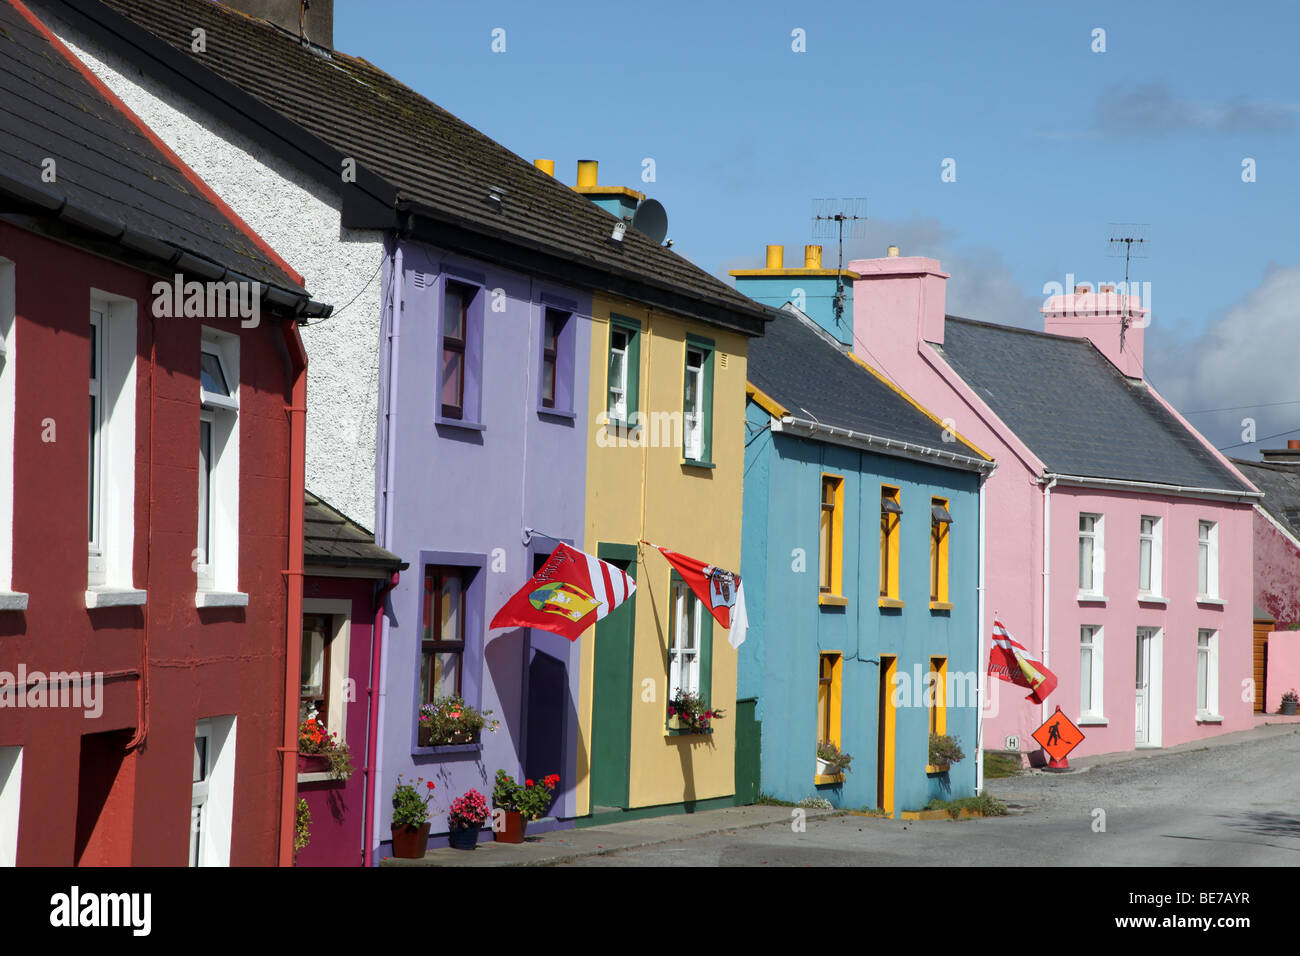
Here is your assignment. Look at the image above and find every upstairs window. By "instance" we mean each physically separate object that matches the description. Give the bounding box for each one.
[605,316,641,431]
[1138,515,1162,597]
[0,260,16,604]
[196,331,242,604]
[819,474,844,600]
[930,498,951,606]
[441,282,469,420]
[537,304,577,418]
[1078,514,1103,597]
[682,337,714,464]
[879,486,902,603]
[1197,520,1219,599]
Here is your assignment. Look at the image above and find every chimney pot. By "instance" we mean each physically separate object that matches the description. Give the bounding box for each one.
[576,160,598,188]
[887,245,900,257]
[534,159,555,177]
[1075,284,1091,294]
[765,245,784,269]
[804,245,822,269]
[1290,440,1300,450]
[1100,284,1115,293]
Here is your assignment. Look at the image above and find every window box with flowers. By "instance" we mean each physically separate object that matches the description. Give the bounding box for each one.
[666,689,723,736]
[297,714,354,780]
[491,770,560,843]
[447,789,491,850]
[417,696,500,749]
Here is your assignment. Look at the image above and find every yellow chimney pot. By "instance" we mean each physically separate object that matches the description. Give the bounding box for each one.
[534,159,555,176]
[804,245,822,269]
[576,160,599,188]
[887,245,900,257]
[765,245,784,269]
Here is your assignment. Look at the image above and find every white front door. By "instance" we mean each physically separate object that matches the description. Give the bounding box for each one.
[1135,629,1152,744]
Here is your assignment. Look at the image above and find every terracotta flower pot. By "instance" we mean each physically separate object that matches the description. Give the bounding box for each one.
[448,823,481,850]
[297,753,332,774]
[390,822,431,859]
[494,810,527,844]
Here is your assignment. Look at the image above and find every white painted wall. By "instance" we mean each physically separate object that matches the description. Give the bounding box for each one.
[49,17,385,529]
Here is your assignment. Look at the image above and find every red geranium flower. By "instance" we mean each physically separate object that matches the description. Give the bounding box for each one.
[526,779,534,787]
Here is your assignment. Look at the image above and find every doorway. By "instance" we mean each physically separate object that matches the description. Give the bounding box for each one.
[877,656,897,815]
[1135,627,1161,746]
[588,544,637,810]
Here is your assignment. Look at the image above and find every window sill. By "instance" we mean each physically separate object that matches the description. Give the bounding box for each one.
[1196,713,1224,724]
[813,773,844,786]
[85,587,147,608]
[537,406,577,422]
[1196,597,1226,608]
[1077,593,1108,605]
[666,727,714,737]
[435,416,486,432]
[0,591,28,611]
[929,600,953,612]
[297,771,345,785]
[195,590,249,608]
[818,593,849,607]
[1137,594,1168,606]
[878,597,905,609]
[680,459,716,470]
[925,764,950,774]
[412,742,483,757]
[1078,716,1108,726]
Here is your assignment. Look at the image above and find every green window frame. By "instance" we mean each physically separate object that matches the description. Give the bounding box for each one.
[606,315,642,431]
[682,334,714,465]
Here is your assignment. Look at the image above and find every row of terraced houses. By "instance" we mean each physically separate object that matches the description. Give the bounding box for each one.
[2,0,1298,865]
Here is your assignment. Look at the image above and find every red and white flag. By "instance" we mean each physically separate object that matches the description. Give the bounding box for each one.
[987,619,1057,704]
[490,543,635,641]
[643,542,748,649]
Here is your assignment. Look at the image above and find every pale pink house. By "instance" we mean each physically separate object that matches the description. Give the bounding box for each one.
[849,252,1260,762]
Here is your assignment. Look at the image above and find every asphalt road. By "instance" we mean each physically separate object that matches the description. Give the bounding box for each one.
[556,728,1300,866]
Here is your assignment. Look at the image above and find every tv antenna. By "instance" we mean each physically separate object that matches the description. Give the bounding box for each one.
[1106,223,1149,352]
[812,198,867,328]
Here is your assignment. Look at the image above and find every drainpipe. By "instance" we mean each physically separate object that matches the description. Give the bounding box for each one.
[362,570,399,866]
[1041,476,1057,729]
[278,318,308,867]
[975,473,987,795]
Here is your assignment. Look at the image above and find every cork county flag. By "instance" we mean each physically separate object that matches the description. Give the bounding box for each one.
[490,543,636,641]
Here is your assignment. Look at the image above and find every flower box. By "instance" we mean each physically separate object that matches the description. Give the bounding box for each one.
[418,724,480,748]
[297,753,333,775]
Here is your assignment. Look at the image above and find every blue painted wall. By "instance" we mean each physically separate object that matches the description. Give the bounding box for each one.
[733,273,853,346]
[739,400,982,813]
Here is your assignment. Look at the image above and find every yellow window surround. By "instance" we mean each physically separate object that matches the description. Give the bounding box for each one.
[926,656,948,771]
[930,496,951,610]
[879,485,902,607]
[819,473,845,605]
[815,651,844,783]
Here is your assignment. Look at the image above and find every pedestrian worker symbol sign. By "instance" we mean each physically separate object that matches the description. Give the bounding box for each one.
[1032,707,1084,763]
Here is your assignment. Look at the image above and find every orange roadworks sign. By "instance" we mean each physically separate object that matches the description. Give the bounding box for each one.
[1032,708,1085,762]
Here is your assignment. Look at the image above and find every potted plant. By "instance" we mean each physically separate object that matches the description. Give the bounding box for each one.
[447,788,491,850]
[928,732,966,772]
[298,714,354,779]
[492,770,560,843]
[815,740,852,776]
[418,696,501,747]
[667,689,724,734]
[390,775,437,858]
[1281,688,1299,716]
[293,797,311,864]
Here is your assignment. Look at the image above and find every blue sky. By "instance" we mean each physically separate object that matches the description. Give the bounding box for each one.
[337,0,1300,457]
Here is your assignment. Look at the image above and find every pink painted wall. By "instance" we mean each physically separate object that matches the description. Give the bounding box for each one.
[848,254,1255,758]
[1266,631,1300,713]
[1253,512,1300,628]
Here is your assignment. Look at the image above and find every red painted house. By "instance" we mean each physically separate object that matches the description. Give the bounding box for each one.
[0,0,329,865]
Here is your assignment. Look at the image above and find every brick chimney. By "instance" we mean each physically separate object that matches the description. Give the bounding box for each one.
[848,247,949,347]
[1042,285,1148,379]
[219,0,333,49]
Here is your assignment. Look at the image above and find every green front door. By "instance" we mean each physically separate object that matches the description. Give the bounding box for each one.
[589,543,637,810]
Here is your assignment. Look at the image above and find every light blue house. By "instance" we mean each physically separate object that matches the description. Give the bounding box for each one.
[734,292,994,814]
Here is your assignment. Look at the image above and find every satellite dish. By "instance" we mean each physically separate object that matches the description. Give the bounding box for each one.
[630,198,668,245]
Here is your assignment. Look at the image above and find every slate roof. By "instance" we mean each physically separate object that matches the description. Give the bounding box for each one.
[53,0,771,335]
[304,490,406,573]
[748,306,988,467]
[934,316,1253,492]
[1231,459,1300,539]
[0,0,319,305]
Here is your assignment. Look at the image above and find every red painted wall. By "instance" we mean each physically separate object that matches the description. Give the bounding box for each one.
[0,222,292,865]
[296,575,376,867]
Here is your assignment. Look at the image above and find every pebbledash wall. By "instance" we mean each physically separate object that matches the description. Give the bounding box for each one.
[45,15,386,529]
[373,239,591,854]
[845,254,1256,758]
[0,223,290,864]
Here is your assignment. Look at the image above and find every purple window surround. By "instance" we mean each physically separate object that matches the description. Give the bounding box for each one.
[435,270,486,432]
[411,550,488,757]
[537,294,579,421]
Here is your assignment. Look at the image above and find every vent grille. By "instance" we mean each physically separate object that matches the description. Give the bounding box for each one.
[719,352,729,369]
[412,272,429,289]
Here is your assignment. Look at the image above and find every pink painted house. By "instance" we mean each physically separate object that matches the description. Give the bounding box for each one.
[848,252,1260,761]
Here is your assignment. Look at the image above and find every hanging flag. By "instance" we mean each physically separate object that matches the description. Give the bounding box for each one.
[489,543,636,641]
[987,619,1058,704]
[643,542,748,649]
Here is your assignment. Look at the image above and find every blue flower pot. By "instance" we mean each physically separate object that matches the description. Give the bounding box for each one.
[448,824,481,850]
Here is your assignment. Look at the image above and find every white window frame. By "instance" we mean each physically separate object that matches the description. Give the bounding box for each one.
[1196,628,1220,719]
[299,599,352,781]
[0,260,22,609]
[85,292,143,607]
[196,330,245,607]
[607,327,628,423]
[191,716,236,866]
[1079,625,1104,721]
[683,346,705,461]
[1078,513,1104,597]
[1197,520,1220,600]
[0,746,20,867]
[1138,515,1163,598]
[668,579,701,699]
